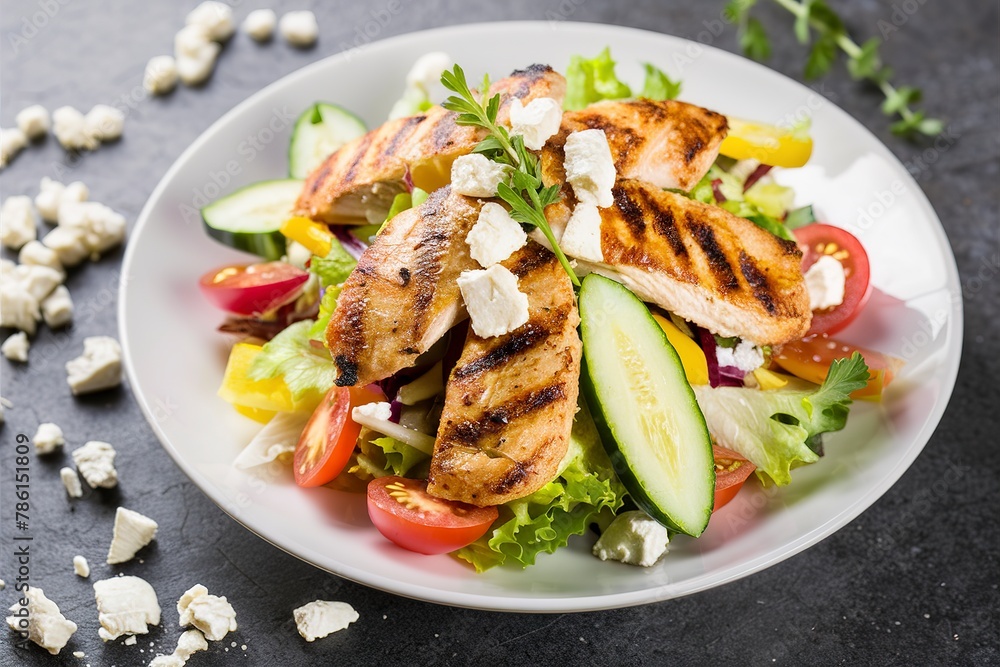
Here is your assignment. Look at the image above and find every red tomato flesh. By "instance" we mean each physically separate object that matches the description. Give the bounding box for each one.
[773,333,904,400]
[366,477,499,555]
[294,386,384,487]
[199,262,309,315]
[713,445,756,511]
[794,223,873,336]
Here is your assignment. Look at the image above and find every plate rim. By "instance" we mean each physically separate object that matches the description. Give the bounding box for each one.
[119,20,964,613]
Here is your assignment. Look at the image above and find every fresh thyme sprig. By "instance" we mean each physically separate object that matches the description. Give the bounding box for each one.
[440,65,580,287]
[729,0,943,139]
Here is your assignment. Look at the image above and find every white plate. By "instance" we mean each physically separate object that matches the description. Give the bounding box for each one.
[119,22,962,612]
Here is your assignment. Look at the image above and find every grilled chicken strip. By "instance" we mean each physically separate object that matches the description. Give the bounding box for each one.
[428,242,581,506]
[541,98,728,192]
[296,64,567,225]
[325,187,482,387]
[583,180,811,346]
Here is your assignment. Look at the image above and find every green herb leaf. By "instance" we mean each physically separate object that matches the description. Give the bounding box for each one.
[741,17,772,61]
[847,37,883,81]
[309,242,357,289]
[804,33,838,79]
[640,63,682,100]
[881,85,921,115]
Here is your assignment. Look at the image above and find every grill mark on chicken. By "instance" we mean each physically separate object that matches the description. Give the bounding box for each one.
[684,137,705,164]
[382,115,425,159]
[688,217,739,293]
[739,251,777,315]
[613,185,646,237]
[341,134,373,186]
[441,383,566,445]
[453,325,549,380]
[641,187,688,260]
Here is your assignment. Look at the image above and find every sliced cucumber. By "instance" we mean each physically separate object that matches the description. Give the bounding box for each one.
[579,274,715,537]
[201,179,302,260]
[289,103,367,179]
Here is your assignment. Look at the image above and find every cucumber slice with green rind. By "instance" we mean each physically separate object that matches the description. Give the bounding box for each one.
[289,103,367,179]
[579,274,715,537]
[201,179,303,261]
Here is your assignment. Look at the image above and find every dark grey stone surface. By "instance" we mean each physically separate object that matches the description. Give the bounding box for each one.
[1,1,997,665]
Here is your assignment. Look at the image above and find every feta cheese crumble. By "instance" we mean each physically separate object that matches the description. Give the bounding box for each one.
[1,195,37,249]
[593,510,670,567]
[457,265,530,338]
[716,339,765,373]
[177,584,238,641]
[60,467,83,498]
[293,600,359,642]
[389,51,452,119]
[19,240,64,276]
[242,9,276,42]
[0,127,27,168]
[149,629,208,667]
[35,177,89,223]
[559,203,604,263]
[52,106,99,151]
[93,575,161,641]
[563,129,616,208]
[465,202,527,267]
[6,587,78,655]
[2,332,29,363]
[72,440,118,489]
[0,280,41,334]
[174,24,221,86]
[185,1,235,42]
[33,422,66,454]
[352,401,393,423]
[57,201,127,259]
[16,105,50,140]
[16,264,62,302]
[144,56,180,95]
[279,11,319,47]
[42,285,74,328]
[66,336,122,395]
[450,154,512,198]
[84,105,125,142]
[107,507,159,564]
[509,97,562,150]
[73,555,90,578]
[804,254,846,311]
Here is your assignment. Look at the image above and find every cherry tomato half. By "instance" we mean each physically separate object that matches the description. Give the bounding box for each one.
[294,385,384,487]
[793,224,872,336]
[199,262,309,316]
[713,445,756,511]
[773,333,904,400]
[366,477,499,555]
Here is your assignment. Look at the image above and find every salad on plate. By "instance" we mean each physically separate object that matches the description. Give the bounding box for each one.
[195,48,902,572]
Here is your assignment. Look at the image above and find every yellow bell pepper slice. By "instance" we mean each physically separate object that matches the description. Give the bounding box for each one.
[280,216,333,257]
[720,117,813,168]
[752,367,792,391]
[233,404,277,424]
[218,343,322,413]
[651,314,709,385]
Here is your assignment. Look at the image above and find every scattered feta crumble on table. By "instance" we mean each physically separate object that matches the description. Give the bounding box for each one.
[52,106,99,151]
[84,104,125,142]
[0,127,27,168]
[42,285,74,328]
[2,332,30,362]
[93,575,161,641]
[33,422,66,454]
[1,195,37,249]
[60,466,84,498]
[177,584,238,641]
[107,507,159,564]
[66,336,122,395]
[279,11,319,47]
[35,176,89,223]
[242,9,276,42]
[293,600,359,642]
[74,555,91,578]
[72,440,118,489]
[457,264,530,338]
[593,510,670,567]
[16,105,50,139]
[144,56,180,95]
[149,629,208,667]
[185,1,235,42]
[5,586,78,655]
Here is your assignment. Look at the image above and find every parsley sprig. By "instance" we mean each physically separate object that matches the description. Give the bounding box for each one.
[440,65,580,286]
[729,0,943,139]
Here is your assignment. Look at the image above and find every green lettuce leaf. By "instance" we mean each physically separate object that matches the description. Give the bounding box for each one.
[307,286,341,340]
[693,353,870,485]
[248,321,335,399]
[453,401,626,572]
[687,165,796,241]
[640,63,682,101]
[309,241,357,289]
[372,436,429,477]
[564,47,632,111]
